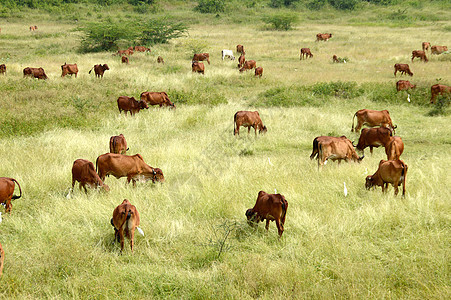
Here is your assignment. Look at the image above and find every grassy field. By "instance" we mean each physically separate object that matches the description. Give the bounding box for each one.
[0,2,450,299]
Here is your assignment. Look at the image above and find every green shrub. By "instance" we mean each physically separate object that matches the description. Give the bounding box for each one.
[194,0,225,13]
[328,0,358,10]
[306,0,327,10]
[138,18,188,45]
[311,81,362,98]
[269,0,300,8]
[262,13,298,31]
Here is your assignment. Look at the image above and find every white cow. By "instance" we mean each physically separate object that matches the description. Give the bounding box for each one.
[222,50,235,60]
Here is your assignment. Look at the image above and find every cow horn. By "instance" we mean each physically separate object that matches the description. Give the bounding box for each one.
[393,125,397,129]
[359,155,365,161]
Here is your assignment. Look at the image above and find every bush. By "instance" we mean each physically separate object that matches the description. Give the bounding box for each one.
[138,18,187,45]
[311,81,362,98]
[269,0,300,8]
[328,0,358,10]
[262,13,298,31]
[195,0,225,13]
[306,0,327,10]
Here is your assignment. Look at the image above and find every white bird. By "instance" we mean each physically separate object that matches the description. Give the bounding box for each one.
[274,188,278,194]
[343,182,348,197]
[343,59,347,64]
[136,227,144,236]
[268,157,274,166]
[66,189,72,199]
[407,94,411,102]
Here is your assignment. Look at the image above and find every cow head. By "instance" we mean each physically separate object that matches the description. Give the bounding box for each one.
[365,176,374,190]
[139,100,149,109]
[103,64,110,70]
[153,168,165,183]
[259,125,267,134]
[245,209,259,225]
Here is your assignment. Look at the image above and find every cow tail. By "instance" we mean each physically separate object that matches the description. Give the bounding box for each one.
[11,179,22,200]
[233,112,237,134]
[112,138,116,154]
[95,156,99,173]
[281,198,288,225]
[351,113,356,132]
[318,143,323,168]
[310,138,318,160]
[89,67,93,74]
[401,161,408,192]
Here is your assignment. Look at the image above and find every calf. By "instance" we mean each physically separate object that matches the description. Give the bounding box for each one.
[332,55,339,63]
[255,67,263,77]
[61,63,78,77]
[157,56,164,64]
[0,64,6,75]
[23,67,48,80]
[0,243,3,277]
[140,91,175,108]
[394,63,413,76]
[318,137,363,167]
[121,56,129,64]
[89,64,109,78]
[352,109,396,133]
[192,53,210,65]
[117,96,148,116]
[236,44,245,54]
[431,45,448,55]
[366,159,408,197]
[300,48,313,59]
[411,50,428,62]
[111,199,140,252]
[396,80,416,92]
[316,33,332,41]
[237,54,245,69]
[0,177,22,213]
[71,159,109,194]
[430,84,451,103]
[192,61,205,74]
[109,134,128,154]
[221,49,235,60]
[356,127,393,155]
[234,111,267,136]
[246,191,288,237]
[239,60,256,72]
[385,136,404,160]
[422,42,430,52]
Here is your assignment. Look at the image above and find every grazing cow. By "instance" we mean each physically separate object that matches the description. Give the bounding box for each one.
[29,25,37,31]
[422,42,430,52]
[0,177,22,213]
[117,96,148,116]
[89,64,109,78]
[134,46,150,52]
[356,127,393,155]
[430,84,451,103]
[310,136,349,160]
[236,44,245,54]
[157,56,164,64]
[237,54,245,68]
[245,191,288,237]
[121,56,129,64]
[96,153,164,186]
[71,159,109,194]
[116,49,134,56]
[0,64,5,75]
[192,61,205,74]
[234,111,267,136]
[352,109,396,133]
[385,136,404,160]
[366,159,408,197]
[394,63,413,76]
[109,134,128,154]
[222,49,235,60]
[411,50,428,62]
[192,53,210,65]
[316,33,332,41]
[300,48,313,60]
[396,80,416,92]
[23,67,48,80]
[0,242,3,277]
[61,63,78,78]
[255,67,263,77]
[239,60,256,72]
[332,55,339,63]
[111,199,140,252]
[317,137,363,167]
[431,45,448,55]
[140,91,175,108]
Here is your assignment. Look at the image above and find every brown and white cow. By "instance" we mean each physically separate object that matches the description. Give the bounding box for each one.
[394,63,413,76]
[109,134,128,155]
[121,56,129,64]
[157,56,164,64]
[61,63,78,77]
[0,64,6,75]
[396,80,416,92]
[71,159,109,194]
[0,177,22,213]
[422,42,430,52]
[316,33,332,41]
[236,44,245,55]
[366,159,408,197]
[246,191,288,237]
[431,45,448,55]
[237,54,245,69]
[0,242,4,277]
[111,199,140,252]
[234,111,267,136]
[134,46,150,52]
[96,153,164,186]
[385,136,404,160]
[300,48,313,59]
[317,137,364,167]
[89,64,109,78]
[352,109,396,133]
[310,136,349,160]
[239,60,256,72]
[255,67,263,77]
[192,61,205,74]
[117,96,148,116]
[192,53,210,65]
[356,127,393,155]
[430,84,451,103]
[23,67,48,80]
[411,50,428,62]
[140,91,175,108]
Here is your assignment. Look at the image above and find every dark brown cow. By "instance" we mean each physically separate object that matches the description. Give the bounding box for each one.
[394,63,413,76]
[121,56,129,64]
[61,63,78,77]
[239,60,256,72]
[317,137,363,167]
[300,48,313,60]
[0,64,5,75]
[111,199,140,252]
[96,153,163,186]
[385,136,404,161]
[352,109,396,133]
[236,44,245,54]
[366,159,408,197]
[356,127,393,155]
[431,45,448,55]
[310,136,349,160]
[411,50,428,62]
[396,80,416,92]
[237,54,245,68]
[116,49,134,56]
[0,177,22,213]
[316,33,332,41]
[23,67,48,80]
[109,134,128,154]
[0,242,4,277]
[192,61,205,74]
[430,84,451,103]
[246,191,288,237]
[157,56,164,64]
[89,64,109,78]
[117,96,148,116]
[255,67,263,77]
[192,53,210,65]
[422,42,430,52]
[71,159,109,194]
[234,111,267,136]
[332,55,339,63]
[134,46,150,52]
[140,91,175,108]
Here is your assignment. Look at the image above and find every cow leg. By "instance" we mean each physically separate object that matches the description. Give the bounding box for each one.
[130,230,135,252]
[5,198,12,214]
[370,146,374,155]
[254,125,258,136]
[265,219,270,231]
[394,180,399,196]
[118,228,125,252]
[82,183,88,194]
[275,219,283,237]
[247,127,251,134]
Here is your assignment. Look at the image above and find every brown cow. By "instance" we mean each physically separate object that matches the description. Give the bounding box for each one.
[96,153,163,186]
[356,127,393,155]
[422,42,430,52]
[431,45,448,55]
[332,55,339,63]
[237,54,245,68]
[396,80,416,92]
[411,50,428,62]
[89,64,109,78]
[236,44,245,54]
[430,84,451,103]
[117,96,148,116]
[394,63,413,76]
[116,49,134,56]
[300,48,313,60]
[61,63,78,78]
[140,91,175,108]
[134,46,150,52]
[255,67,263,77]
[71,159,109,194]
[385,136,404,160]
[317,137,363,167]
[310,136,350,160]
[111,199,140,252]
[29,25,37,31]
[316,33,332,41]
[121,56,129,64]
[109,134,128,154]
[23,67,48,80]
[366,159,408,197]
[246,191,288,237]
[0,242,4,277]
[0,177,22,213]
[239,60,256,72]
[157,56,164,64]
[192,61,205,74]
[352,109,396,133]
[234,111,267,136]
[0,64,6,75]
[192,53,210,65]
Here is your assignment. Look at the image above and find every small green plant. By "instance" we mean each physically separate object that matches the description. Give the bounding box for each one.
[262,13,298,31]
[428,96,450,116]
